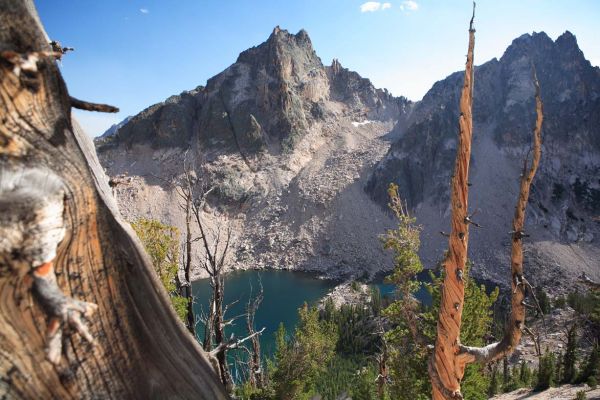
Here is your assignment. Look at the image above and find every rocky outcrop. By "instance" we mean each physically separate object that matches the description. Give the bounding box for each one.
[96,115,132,140]
[367,31,600,285]
[104,27,409,156]
[98,27,410,281]
[98,28,599,287]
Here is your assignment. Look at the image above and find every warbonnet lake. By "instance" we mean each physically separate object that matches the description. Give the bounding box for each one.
[192,269,433,362]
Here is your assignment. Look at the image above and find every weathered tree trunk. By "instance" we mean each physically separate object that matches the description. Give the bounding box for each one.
[457,69,543,365]
[178,178,196,335]
[246,284,264,389]
[214,274,233,389]
[429,6,476,399]
[430,4,544,397]
[0,1,227,398]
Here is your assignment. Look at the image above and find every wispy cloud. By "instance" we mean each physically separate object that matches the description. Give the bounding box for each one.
[139,8,149,14]
[360,2,392,13]
[400,0,418,12]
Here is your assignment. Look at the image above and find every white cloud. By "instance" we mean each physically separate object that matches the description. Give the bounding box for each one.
[400,0,418,11]
[360,2,391,12]
[140,8,149,14]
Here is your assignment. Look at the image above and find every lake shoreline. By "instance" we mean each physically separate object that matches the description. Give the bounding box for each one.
[192,264,396,286]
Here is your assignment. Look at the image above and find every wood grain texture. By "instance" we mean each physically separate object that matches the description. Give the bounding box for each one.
[458,71,543,366]
[430,8,544,396]
[430,18,476,400]
[0,1,228,398]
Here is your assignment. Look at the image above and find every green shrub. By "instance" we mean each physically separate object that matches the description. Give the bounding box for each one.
[214,166,256,203]
[536,350,557,391]
[535,286,551,315]
[131,218,188,322]
[554,295,567,309]
[575,390,587,400]
[577,345,600,385]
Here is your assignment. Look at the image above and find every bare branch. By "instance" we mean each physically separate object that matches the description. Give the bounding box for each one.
[209,328,266,357]
[70,96,119,113]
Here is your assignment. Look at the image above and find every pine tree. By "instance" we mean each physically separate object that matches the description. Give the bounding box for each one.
[488,365,500,397]
[131,218,188,321]
[519,361,533,388]
[382,185,498,400]
[271,304,338,400]
[562,324,579,383]
[502,358,510,391]
[536,350,557,391]
[555,352,563,384]
[577,344,600,386]
[535,286,551,315]
[371,286,383,317]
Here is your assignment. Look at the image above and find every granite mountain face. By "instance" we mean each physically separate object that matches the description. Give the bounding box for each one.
[98,28,599,286]
[100,27,406,155]
[98,27,411,280]
[367,31,600,285]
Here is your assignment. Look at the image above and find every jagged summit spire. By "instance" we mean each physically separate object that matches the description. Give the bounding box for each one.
[556,30,578,46]
[266,26,313,46]
[235,25,319,69]
[331,58,342,75]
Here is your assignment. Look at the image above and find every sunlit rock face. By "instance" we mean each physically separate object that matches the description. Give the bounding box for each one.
[106,26,408,155]
[96,27,411,281]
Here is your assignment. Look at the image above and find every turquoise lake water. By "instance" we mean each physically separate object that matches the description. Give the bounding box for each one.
[191,269,432,364]
[192,270,336,358]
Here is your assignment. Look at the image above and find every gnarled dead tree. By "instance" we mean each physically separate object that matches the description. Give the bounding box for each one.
[174,158,210,336]
[0,1,227,398]
[245,281,265,389]
[429,4,544,398]
[429,5,477,398]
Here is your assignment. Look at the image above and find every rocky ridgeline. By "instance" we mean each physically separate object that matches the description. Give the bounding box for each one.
[98,28,600,287]
[367,31,600,286]
[98,27,410,280]
[99,26,408,156]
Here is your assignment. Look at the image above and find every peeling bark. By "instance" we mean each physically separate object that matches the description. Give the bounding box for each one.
[457,70,543,366]
[0,1,227,398]
[430,5,544,395]
[430,4,476,399]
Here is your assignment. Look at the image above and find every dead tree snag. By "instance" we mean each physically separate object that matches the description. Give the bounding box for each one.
[429,5,544,397]
[429,3,476,398]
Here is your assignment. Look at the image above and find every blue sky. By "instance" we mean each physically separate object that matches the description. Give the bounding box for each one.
[36,1,600,137]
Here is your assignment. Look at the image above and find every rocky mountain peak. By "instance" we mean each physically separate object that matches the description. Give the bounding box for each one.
[501,30,588,68]
[100,26,407,157]
[237,26,321,75]
[556,30,577,46]
[366,29,600,285]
